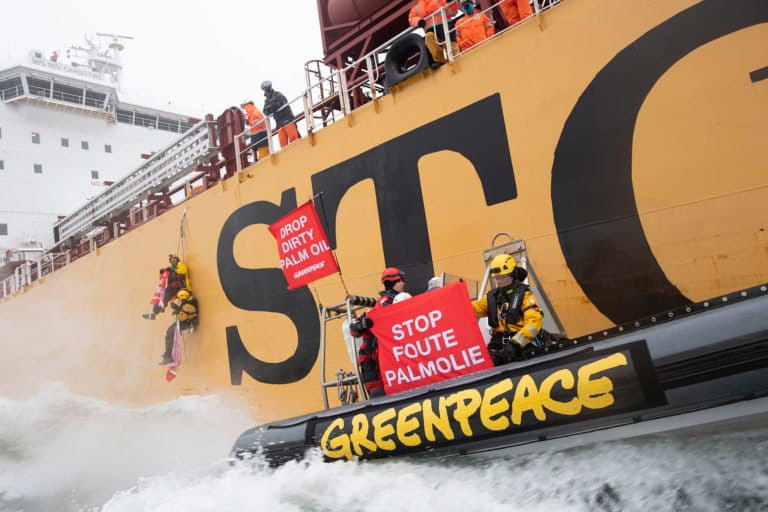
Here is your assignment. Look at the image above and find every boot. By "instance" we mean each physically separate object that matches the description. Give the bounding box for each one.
[159,355,173,365]
[142,312,156,320]
[424,32,447,65]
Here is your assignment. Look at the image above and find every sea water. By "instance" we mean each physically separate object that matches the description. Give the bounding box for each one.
[1,384,767,512]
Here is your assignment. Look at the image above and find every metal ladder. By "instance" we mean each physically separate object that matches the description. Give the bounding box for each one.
[318,295,377,409]
[478,233,567,338]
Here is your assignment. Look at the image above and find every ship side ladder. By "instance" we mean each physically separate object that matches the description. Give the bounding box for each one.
[478,233,567,340]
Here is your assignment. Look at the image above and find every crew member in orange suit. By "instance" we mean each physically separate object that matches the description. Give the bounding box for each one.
[499,0,533,26]
[408,0,460,65]
[240,100,269,160]
[455,0,495,52]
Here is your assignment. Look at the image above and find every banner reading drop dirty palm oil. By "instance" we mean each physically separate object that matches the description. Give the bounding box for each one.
[368,282,493,394]
[268,201,339,290]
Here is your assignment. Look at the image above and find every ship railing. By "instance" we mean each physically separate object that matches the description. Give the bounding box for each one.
[53,119,218,243]
[234,0,564,167]
[0,253,72,298]
[26,85,108,109]
[0,85,24,102]
[234,91,317,168]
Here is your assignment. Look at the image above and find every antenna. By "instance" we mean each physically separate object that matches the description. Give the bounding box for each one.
[96,33,134,51]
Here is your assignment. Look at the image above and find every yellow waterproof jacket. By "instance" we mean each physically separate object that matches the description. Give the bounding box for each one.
[472,288,543,346]
[167,261,192,291]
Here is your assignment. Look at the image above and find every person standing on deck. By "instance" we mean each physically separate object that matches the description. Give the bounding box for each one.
[455,0,495,51]
[261,81,299,148]
[240,100,269,160]
[499,0,533,26]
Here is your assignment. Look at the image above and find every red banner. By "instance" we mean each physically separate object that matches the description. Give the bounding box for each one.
[368,282,493,394]
[268,201,340,290]
[166,321,182,382]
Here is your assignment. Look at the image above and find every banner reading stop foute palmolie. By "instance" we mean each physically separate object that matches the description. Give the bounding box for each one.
[368,282,493,394]
[268,201,339,290]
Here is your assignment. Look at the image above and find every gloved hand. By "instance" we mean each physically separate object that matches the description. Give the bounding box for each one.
[418,18,426,28]
[499,341,523,363]
[170,302,180,312]
[359,314,374,330]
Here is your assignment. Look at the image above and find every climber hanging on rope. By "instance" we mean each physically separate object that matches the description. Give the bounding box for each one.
[142,253,192,319]
[143,207,192,320]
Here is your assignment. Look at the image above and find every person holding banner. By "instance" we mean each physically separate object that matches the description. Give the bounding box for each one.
[472,254,543,365]
[144,253,191,320]
[350,267,408,397]
[160,289,198,365]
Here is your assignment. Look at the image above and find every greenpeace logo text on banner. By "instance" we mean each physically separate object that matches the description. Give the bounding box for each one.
[368,282,493,394]
[268,201,339,289]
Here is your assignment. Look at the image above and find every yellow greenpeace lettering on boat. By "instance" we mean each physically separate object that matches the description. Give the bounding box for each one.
[318,351,634,461]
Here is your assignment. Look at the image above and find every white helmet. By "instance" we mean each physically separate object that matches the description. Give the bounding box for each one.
[427,276,443,291]
[393,292,412,304]
[240,100,252,107]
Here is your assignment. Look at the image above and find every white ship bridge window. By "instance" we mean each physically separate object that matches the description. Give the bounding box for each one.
[81,141,89,150]
[0,77,23,101]
[33,164,42,174]
[104,144,112,153]
[0,224,7,236]
[27,78,51,99]
[91,170,99,179]
[31,132,40,144]
[61,138,69,147]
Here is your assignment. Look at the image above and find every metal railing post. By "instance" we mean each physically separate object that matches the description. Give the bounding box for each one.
[234,134,243,172]
[533,0,542,27]
[335,71,347,116]
[440,6,454,63]
[365,55,377,101]
[303,91,313,134]
[265,116,275,154]
[37,259,43,280]
[338,69,352,114]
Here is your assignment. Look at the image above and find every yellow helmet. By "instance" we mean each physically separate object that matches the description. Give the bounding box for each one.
[176,289,191,301]
[489,254,516,276]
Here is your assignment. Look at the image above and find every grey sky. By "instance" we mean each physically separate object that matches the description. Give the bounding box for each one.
[0,0,323,117]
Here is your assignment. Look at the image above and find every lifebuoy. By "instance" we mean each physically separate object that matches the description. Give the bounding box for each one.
[384,32,431,89]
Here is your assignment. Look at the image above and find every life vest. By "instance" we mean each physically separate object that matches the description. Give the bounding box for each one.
[486,283,530,332]
[176,297,198,322]
[408,0,459,28]
[456,12,495,51]
[243,104,266,134]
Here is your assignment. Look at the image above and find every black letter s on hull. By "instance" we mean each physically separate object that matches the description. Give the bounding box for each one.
[218,189,320,385]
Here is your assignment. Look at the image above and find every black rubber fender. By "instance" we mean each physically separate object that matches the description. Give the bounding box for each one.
[384,32,431,89]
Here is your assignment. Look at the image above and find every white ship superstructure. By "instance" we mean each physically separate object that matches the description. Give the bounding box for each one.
[0,35,197,258]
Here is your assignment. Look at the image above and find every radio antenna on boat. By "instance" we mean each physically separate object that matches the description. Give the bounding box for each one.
[84,33,134,89]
